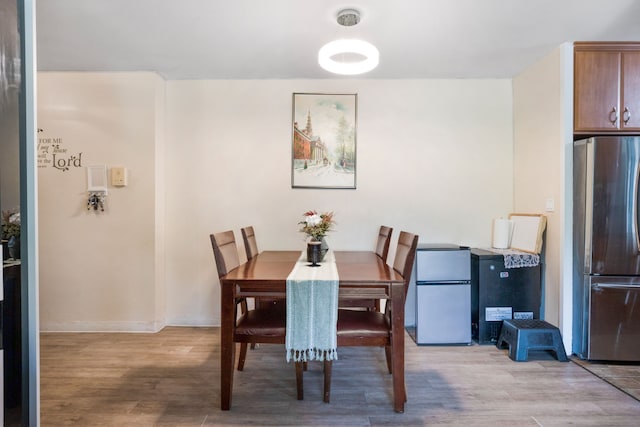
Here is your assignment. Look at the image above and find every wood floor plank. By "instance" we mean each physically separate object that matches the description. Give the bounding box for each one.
[39,327,640,426]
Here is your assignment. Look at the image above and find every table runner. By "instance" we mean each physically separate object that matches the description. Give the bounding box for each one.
[285,250,339,362]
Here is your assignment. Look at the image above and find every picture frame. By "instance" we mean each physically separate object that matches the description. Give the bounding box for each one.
[291,92,357,189]
[86,165,108,192]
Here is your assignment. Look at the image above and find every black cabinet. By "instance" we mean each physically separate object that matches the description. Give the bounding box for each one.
[471,249,541,344]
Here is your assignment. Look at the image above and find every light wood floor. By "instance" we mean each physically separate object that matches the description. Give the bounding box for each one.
[40,327,640,426]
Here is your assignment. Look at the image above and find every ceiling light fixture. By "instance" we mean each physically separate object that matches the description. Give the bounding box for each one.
[318,9,379,76]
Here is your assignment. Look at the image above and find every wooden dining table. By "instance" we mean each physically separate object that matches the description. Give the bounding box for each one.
[219,250,408,412]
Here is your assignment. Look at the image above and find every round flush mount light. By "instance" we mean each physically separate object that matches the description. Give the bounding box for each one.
[318,39,379,75]
[318,9,379,75]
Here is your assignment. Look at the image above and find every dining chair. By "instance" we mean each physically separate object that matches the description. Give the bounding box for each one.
[338,225,393,312]
[210,231,290,373]
[241,225,259,260]
[375,225,393,262]
[240,225,284,311]
[324,230,419,403]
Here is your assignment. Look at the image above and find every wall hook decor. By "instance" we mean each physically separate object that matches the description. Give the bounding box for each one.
[87,192,106,211]
[86,165,108,212]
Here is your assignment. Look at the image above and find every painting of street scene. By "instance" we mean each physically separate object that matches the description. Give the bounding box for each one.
[292,93,356,189]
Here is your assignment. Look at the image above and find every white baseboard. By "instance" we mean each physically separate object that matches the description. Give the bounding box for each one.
[40,320,165,333]
[165,317,218,327]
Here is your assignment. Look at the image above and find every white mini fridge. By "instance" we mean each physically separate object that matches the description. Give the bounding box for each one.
[415,244,472,345]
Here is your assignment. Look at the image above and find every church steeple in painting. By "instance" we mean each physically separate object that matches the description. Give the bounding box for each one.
[304,108,313,136]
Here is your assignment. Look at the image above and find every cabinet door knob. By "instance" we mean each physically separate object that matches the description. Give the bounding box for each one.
[609,107,618,126]
[623,107,631,124]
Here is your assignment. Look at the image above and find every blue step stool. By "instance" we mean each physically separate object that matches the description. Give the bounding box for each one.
[496,319,568,362]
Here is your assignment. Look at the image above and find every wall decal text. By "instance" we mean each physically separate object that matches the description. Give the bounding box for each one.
[38,136,83,171]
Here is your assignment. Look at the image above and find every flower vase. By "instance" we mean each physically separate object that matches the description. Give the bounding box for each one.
[307,238,329,263]
[307,241,322,266]
[320,238,329,260]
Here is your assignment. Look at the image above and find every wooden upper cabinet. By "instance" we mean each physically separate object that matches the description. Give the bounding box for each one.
[622,51,640,130]
[574,42,640,134]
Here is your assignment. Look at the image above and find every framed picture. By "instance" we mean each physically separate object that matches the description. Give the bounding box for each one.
[291,93,357,189]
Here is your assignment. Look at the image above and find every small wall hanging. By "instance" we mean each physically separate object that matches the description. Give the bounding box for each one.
[86,165,107,212]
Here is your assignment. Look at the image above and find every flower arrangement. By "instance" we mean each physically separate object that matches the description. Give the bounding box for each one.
[1,208,20,240]
[299,210,335,241]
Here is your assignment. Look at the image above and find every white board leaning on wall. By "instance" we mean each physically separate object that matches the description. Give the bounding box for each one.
[508,213,546,254]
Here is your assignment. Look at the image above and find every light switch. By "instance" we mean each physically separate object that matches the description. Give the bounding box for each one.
[111,167,128,186]
[545,198,555,212]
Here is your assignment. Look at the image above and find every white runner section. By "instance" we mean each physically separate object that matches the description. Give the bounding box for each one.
[485,247,541,269]
[285,250,339,362]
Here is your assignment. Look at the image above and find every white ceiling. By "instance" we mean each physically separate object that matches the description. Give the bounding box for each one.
[36,0,640,80]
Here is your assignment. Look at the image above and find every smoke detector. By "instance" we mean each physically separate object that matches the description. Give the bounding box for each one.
[336,9,361,27]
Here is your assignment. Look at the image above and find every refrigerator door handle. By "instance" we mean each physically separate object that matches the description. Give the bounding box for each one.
[635,160,640,253]
[594,283,640,290]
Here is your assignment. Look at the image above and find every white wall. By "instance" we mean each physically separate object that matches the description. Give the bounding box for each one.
[512,45,573,347]
[37,74,515,330]
[164,79,514,326]
[38,72,166,331]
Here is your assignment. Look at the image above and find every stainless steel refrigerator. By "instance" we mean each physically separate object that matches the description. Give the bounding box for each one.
[573,136,640,361]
